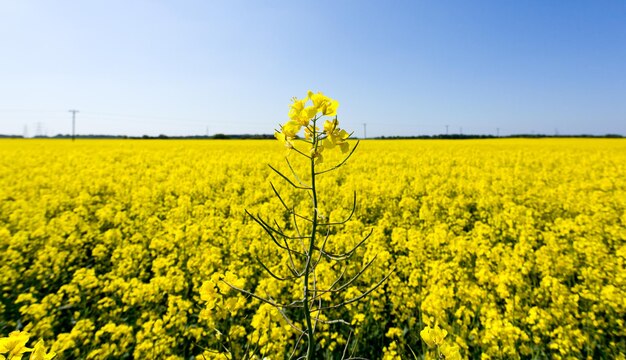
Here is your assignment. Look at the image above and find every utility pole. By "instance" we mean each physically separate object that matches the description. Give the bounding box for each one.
[69,110,79,141]
[496,128,500,137]
[363,123,367,139]
[445,125,449,135]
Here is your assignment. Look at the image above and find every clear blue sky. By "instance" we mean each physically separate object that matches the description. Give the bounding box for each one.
[1,1,625,137]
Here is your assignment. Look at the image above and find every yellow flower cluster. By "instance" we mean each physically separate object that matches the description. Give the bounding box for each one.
[420,325,461,360]
[275,91,349,163]
[0,331,55,360]
[1,138,625,359]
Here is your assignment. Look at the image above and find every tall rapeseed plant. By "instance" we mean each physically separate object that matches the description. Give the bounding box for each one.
[226,91,392,359]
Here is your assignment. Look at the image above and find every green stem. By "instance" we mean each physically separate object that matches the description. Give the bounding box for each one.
[303,118,319,360]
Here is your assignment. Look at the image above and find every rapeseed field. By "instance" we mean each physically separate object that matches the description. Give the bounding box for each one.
[1,138,625,359]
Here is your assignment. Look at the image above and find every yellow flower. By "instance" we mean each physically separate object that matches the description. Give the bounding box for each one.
[440,342,462,360]
[281,120,302,138]
[322,119,350,153]
[29,340,56,360]
[199,281,218,303]
[0,331,32,359]
[274,131,291,148]
[308,91,339,116]
[420,325,448,348]
[385,327,404,339]
[321,98,338,116]
[323,118,338,133]
[222,271,245,289]
[288,98,316,125]
[302,106,318,124]
[288,98,305,121]
[275,120,303,148]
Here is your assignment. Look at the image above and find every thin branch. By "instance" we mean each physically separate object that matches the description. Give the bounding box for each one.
[321,266,348,295]
[247,210,290,251]
[319,191,357,226]
[246,210,304,254]
[276,306,305,334]
[315,140,360,175]
[312,270,321,334]
[291,209,306,254]
[316,318,351,326]
[250,212,309,256]
[272,218,286,234]
[311,269,395,312]
[281,236,301,278]
[293,212,314,223]
[243,333,255,360]
[285,156,307,187]
[341,331,353,360]
[222,279,303,309]
[270,182,290,211]
[220,341,232,355]
[256,256,298,281]
[313,255,378,297]
[269,164,312,190]
[315,228,373,261]
[266,221,301,276]
[289,143,313,159]
[312,226,332,269]
[253,213,287,237]
[289,332,307,360]
[273,219,310,241]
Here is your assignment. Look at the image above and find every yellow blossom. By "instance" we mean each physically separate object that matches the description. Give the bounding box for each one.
[308,91,339,116]
[0,331,31,359]
[420,325,448,348]
[275,120,303,148]
[29,340,55,360]
[440,342,462,360]
[322,120,350,153]
[288,98,316,125]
